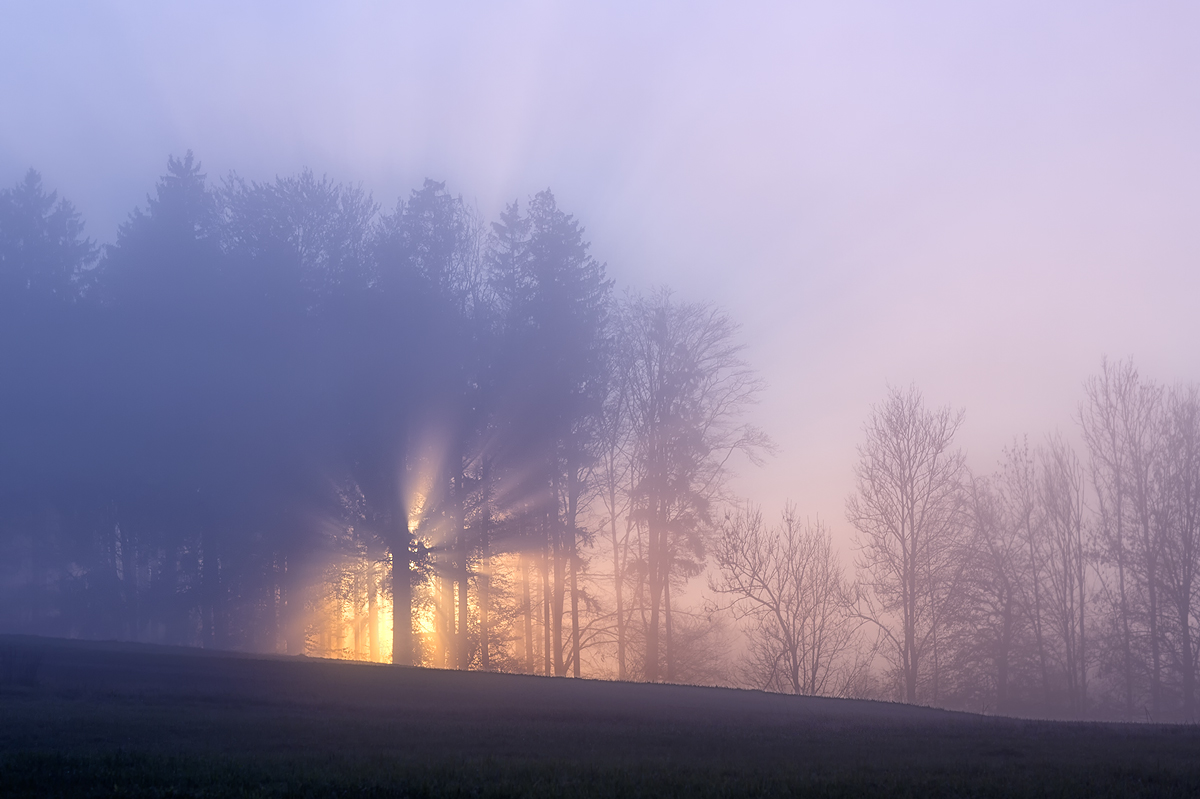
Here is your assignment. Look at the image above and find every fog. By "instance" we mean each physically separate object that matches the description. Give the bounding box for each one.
[3,3,1200,717]
[5,3,1198,531]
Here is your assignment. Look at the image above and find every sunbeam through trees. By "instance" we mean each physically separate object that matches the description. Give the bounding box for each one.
[3,159,1200,722]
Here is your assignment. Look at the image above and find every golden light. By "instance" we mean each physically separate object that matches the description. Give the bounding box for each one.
[408,491,426,534]
[304,552,394,664]
[414,603,438,637]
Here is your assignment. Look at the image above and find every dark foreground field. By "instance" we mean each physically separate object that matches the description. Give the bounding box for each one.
[1,636,1197,798]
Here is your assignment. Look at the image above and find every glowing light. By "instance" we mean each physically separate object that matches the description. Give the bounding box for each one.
[305,554,394,664]
[415,604,437,637]
[408,491,426,534]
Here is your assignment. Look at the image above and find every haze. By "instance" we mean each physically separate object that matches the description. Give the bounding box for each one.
[3,2,1200,717]
[5,3,1198,523]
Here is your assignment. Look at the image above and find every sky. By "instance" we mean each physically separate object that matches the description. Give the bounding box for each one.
[3,1,1199,550]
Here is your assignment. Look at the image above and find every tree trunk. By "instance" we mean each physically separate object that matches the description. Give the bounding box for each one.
[440,567,454,669]
[1142,520,1163,717]
[1113,478,1134,718]
[392,494,413,667]
[521,551,534,672]
[542,513,552,677]
[353,569,363,658]
[552,504,566,677]
[367,556,379,662]
[480,459,491,671]
[997,594,1012,714]
[570,538,581,678]
[645,501,664,683]
[455,468,469,670]
[904,553,917,704]
[1025,516,1051,707]
[283,555,305,656]
[1077,518,1087,714]
[611,494,627,681]
[663,575,674,682]
[1181,592,1195,719]
[565,460,582,679]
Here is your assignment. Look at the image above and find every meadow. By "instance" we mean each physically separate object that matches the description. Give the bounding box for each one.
[1,635,1197,797]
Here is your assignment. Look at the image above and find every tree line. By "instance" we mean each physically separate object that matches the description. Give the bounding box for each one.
[0,156,763,685]
[712,373,1198,721]
[830,372,1197,721]
[3,158,1196,721]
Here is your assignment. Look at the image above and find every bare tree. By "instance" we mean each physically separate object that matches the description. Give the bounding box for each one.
[1123,379,1166,716]
[1081,358,1163,716]
[847,385,966,704]
[594,344,636,680]
[1081,359,1137,716]
[617,289,768,682]
[1000,439,1053,707]
[959,474,1026,714]
[1157,385,1200,718]
[1038,434,1089,716]
[713,505,864,696]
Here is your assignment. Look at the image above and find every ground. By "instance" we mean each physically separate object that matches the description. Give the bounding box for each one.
[0,634,1197,797]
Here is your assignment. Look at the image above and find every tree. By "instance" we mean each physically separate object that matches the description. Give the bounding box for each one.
[847,385,966,704]
[617,290,768,682]
[0,169,98,304]
[1000,438,1054,707]
[958,474,1026,714]
[1081,359,1136,716]
[220,168,376,302]
[219,168,378,656]
[1081,358,1164,717]
[372,179,482,667]
[92,152,236,648]
[1157,385,1200,719]
[713,505,862,696]
[0,170,99,638]
[594,332,635,680]
[1038,434,1089,716]
[487,191,611,677]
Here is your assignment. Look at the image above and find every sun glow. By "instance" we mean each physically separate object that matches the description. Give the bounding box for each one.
[305,562,480,667]
[305,434,524,667]
[303,541,566,673]
[414,603,438,638]
[305,553,394,664]
[408,491,426,534]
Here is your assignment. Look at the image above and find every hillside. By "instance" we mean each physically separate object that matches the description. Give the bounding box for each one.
[1,634,1197,797]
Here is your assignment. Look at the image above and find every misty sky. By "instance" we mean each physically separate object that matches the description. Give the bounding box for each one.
[3,2,1199,546]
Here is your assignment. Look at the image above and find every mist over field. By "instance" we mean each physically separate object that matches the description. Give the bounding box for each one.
[3,2,1200,722]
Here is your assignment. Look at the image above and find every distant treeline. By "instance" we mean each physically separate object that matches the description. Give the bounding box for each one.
[2,158,1197,723]
[842,372,1200,723]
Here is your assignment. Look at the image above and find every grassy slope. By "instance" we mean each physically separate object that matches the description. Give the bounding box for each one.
[1,635,1197,797]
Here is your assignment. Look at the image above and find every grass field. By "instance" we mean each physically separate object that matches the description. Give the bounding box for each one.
[1,635,1198,797]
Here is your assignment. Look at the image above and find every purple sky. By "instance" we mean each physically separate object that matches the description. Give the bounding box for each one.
[4,1,1199,547]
